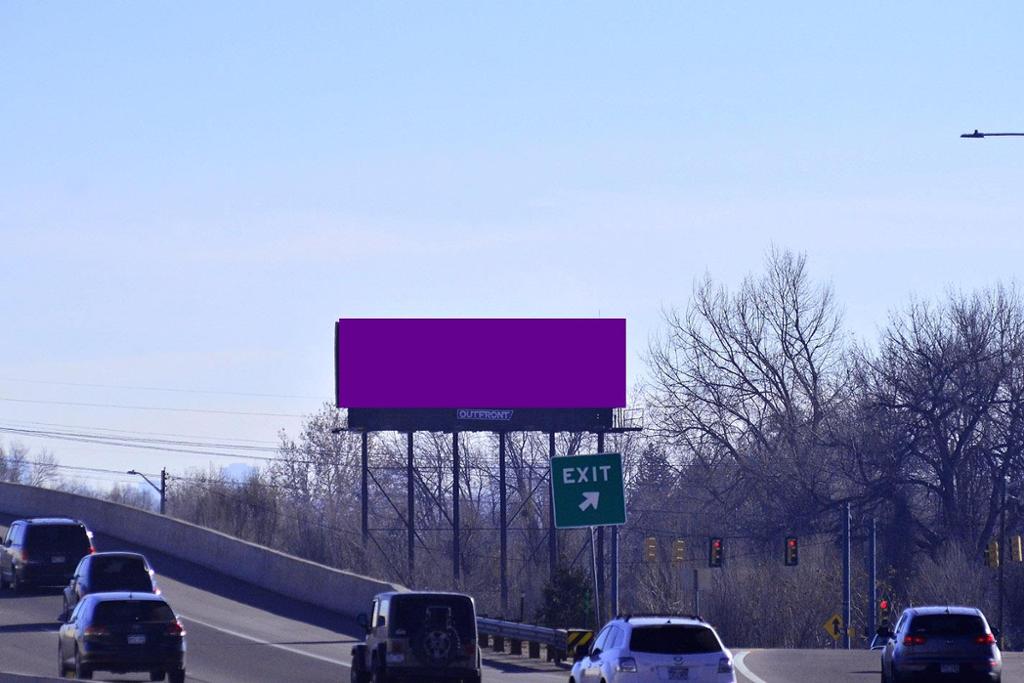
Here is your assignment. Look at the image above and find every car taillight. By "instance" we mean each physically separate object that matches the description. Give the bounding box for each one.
[976,633,996,645]
[389,640,405,654]
[463,642,476,657]
[718,657,733,673]
[19,550,28,563]
[88,546,96,555]
[903,635,927,646]
[83,625,110,639]
[166,620,186,637]
[617,657,638,673]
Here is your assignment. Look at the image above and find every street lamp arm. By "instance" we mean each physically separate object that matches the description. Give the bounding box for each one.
[127,469,161,496]
[961,129,1024,138]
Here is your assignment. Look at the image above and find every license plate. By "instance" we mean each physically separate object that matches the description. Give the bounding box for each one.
[127,635,146,645]
[940,664,959,674]
[51,555,65,564]
[668,666,689,680]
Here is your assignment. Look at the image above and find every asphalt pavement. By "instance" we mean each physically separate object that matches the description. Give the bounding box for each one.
[0,517,568,682]
[734,648,1024,683]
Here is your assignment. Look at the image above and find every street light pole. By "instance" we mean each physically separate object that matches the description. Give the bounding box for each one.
[128,468,166,514]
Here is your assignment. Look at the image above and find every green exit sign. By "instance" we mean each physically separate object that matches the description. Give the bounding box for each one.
[550,452,626,529]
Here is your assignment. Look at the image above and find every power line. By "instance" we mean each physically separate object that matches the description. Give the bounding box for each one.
[1,418,279,445]
[0,377,327,401]
[0,396,305,418]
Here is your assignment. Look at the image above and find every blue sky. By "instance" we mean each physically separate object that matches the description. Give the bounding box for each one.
[2,2,1023,482]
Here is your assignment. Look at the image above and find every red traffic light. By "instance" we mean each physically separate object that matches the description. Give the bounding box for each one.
[879,598,889,611]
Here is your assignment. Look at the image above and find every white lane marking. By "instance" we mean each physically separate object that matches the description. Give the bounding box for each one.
[178,613,352,668]
[734,650,769,683]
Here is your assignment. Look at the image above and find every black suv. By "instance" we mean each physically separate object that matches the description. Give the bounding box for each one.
[1,518,95,591]
[352,591,480,683]
[62,551,158,621]
[58,592,187,682]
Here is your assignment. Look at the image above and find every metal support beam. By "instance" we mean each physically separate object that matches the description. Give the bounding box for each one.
[596,431,606,619]
[407,432,415,584]
[499,432,508,613]
[548,431,557,579]
[999,478,1007,648]
[361,432,369,548]
[452,431,461,583]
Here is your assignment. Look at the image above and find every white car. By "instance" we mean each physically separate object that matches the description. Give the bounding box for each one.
[569,615,735,683]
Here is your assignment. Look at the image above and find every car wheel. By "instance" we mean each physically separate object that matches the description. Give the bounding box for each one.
[167,668,185,683]
[149,669,166,681]
[74,648,92,679]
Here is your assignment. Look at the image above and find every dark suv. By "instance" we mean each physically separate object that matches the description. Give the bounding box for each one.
[62,552,158,620]
[880,606,1001,682]
[352,591,480,683]
[1,518,95,591]
[58,592,186,682]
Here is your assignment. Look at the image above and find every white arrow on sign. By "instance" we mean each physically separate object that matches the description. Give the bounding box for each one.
[579,491,600,511]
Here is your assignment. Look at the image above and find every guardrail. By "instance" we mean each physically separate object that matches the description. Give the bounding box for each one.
[476,617,568,663]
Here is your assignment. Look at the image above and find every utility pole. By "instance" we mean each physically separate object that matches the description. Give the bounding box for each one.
[159,468,166,515]
[843,502,851,650]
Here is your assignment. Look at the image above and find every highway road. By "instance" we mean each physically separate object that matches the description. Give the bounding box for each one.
[0,518,567,683]
[6,518,1023,683]
[734,648,1024,682]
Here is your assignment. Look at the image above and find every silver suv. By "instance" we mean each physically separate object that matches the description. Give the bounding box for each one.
[570,615,735,683]
[879,606,1001,683]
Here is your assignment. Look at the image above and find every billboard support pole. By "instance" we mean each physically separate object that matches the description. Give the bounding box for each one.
[361,432,369,549]
[499,432,509,613]
[549,431,558,580]
[452,431,461,584]
[407,432,415,585]
[596,431,606,620]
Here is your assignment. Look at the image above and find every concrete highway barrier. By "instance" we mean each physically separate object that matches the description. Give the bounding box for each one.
[0,482,404,616]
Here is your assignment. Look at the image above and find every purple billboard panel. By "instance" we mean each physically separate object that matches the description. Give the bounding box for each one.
[335,318,626,409]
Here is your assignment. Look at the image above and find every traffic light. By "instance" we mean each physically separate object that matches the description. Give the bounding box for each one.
[1012,535,1023,563]
[708,537,724,568]
[879,597,890,616]
[672,539,686,565]
[644,537,657,563]
[985,540,1000,568]
[784,536,799,566]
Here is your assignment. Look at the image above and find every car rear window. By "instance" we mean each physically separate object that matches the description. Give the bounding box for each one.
[629,625,723,654]
[909,615,986,636]
[25,525,90,551]
[91,557,152,592]
[93,601,175,624]
[390,595,475,640]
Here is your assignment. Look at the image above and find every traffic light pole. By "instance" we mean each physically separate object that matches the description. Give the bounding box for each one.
[842,503,851,650]
[868,518,877,641]
[999,478,1007,648]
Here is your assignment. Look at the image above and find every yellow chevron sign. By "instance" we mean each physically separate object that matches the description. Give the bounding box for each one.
[567,629,594,654]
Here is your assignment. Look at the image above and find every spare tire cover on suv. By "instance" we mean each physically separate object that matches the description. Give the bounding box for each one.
[391,595,475,668]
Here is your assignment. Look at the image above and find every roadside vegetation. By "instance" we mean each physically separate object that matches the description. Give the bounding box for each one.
[3,249,1022,649]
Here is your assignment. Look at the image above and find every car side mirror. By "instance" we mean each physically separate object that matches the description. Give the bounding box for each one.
[590,647,601,658]
[3,540,10,547]
[377,615,385,628]
[356,613,369,631]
